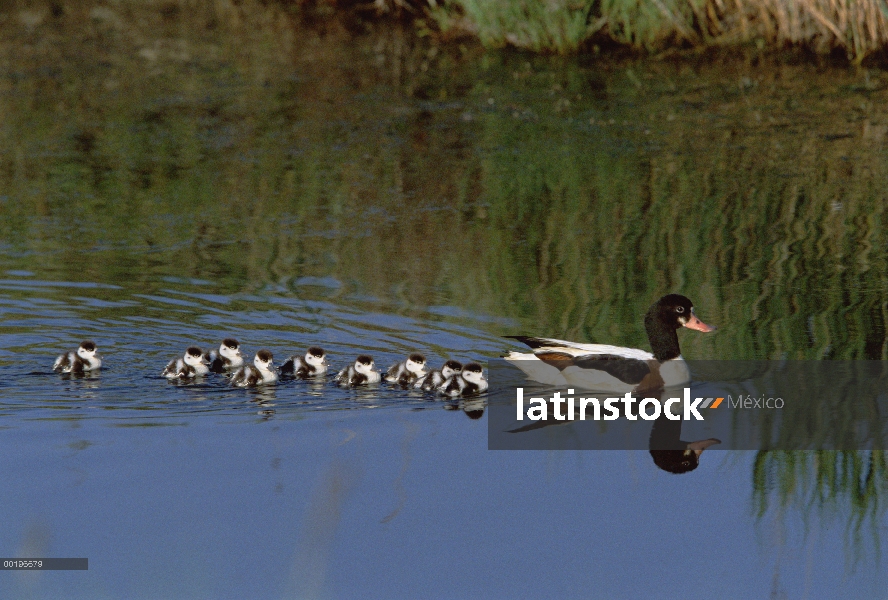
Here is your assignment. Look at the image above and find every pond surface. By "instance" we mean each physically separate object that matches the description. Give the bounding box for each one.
[1,3,888,598]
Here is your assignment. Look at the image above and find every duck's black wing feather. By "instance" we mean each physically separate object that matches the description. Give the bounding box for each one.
[570,354,651,384]
[504,336,556,349]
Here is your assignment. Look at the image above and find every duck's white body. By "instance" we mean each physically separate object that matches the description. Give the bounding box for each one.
[505,339,690,392]
[505,341,651,387]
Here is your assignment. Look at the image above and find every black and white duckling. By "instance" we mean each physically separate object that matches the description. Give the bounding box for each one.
[414,360,463,391]
[203,338,244,373]
[53,340,102,373]
[162,346,210,379]
[230,350,278,387]
[384,353,427,386]
[335,355,381,386]
[280,346,328,379]
[505,294,716,393]
[439,362,488,397]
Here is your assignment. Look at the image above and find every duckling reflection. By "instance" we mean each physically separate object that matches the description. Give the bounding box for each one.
[60,370,101,399]
[248,384,277,406]
[649,413,720,474]
[59,370,101,382]
[460,397,486,419]
[442,397,487,419]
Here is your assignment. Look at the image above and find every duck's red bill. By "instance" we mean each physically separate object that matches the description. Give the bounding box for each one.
[684,313,716,332]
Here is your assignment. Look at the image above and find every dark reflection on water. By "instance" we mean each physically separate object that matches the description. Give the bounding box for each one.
[1,1,888,596]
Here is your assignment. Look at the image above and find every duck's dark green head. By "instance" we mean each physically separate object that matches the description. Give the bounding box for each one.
[645,294,716,360]
[647,294,716,332]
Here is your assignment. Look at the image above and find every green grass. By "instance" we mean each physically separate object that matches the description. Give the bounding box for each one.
[430,0,888,60]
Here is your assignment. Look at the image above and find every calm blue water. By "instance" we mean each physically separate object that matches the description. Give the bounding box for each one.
[2,409,885,598]
[0,276,885,598]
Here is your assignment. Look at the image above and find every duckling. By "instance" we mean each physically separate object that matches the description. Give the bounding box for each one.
[162,347,209,379]
[203,338,244,373]
[53,340,102,373]
[439,362,488,397]
[280,346,328,379]
[230,350,278,387]
[335,355,381,386]
[414,360,463,391]
[385,353,427,386]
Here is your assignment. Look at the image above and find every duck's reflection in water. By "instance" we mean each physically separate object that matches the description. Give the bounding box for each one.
[648,413,720,474]
[506,388,720,474]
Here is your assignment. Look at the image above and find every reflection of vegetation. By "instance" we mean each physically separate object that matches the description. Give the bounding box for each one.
[754,450,887,560]
[726,361,888,558]
[2,3,886,363]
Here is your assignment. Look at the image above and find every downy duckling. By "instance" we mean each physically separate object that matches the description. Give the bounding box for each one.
[162,346,210,379]
[385,353,427,386]
[335,355,381,386]
[280,346,328,379]
[230,350,278,387]
[203,338,244,373]
[53,340,102,373]
[439,362,488,397]
[414,360,462,391]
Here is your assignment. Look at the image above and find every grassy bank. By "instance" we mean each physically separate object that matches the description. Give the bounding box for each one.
[6,0,888,61]
[421,0,888,62]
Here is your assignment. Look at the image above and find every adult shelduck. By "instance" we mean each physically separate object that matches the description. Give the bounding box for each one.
[505,294,715,392]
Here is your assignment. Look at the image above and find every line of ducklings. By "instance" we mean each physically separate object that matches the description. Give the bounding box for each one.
[53,339,488,398]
